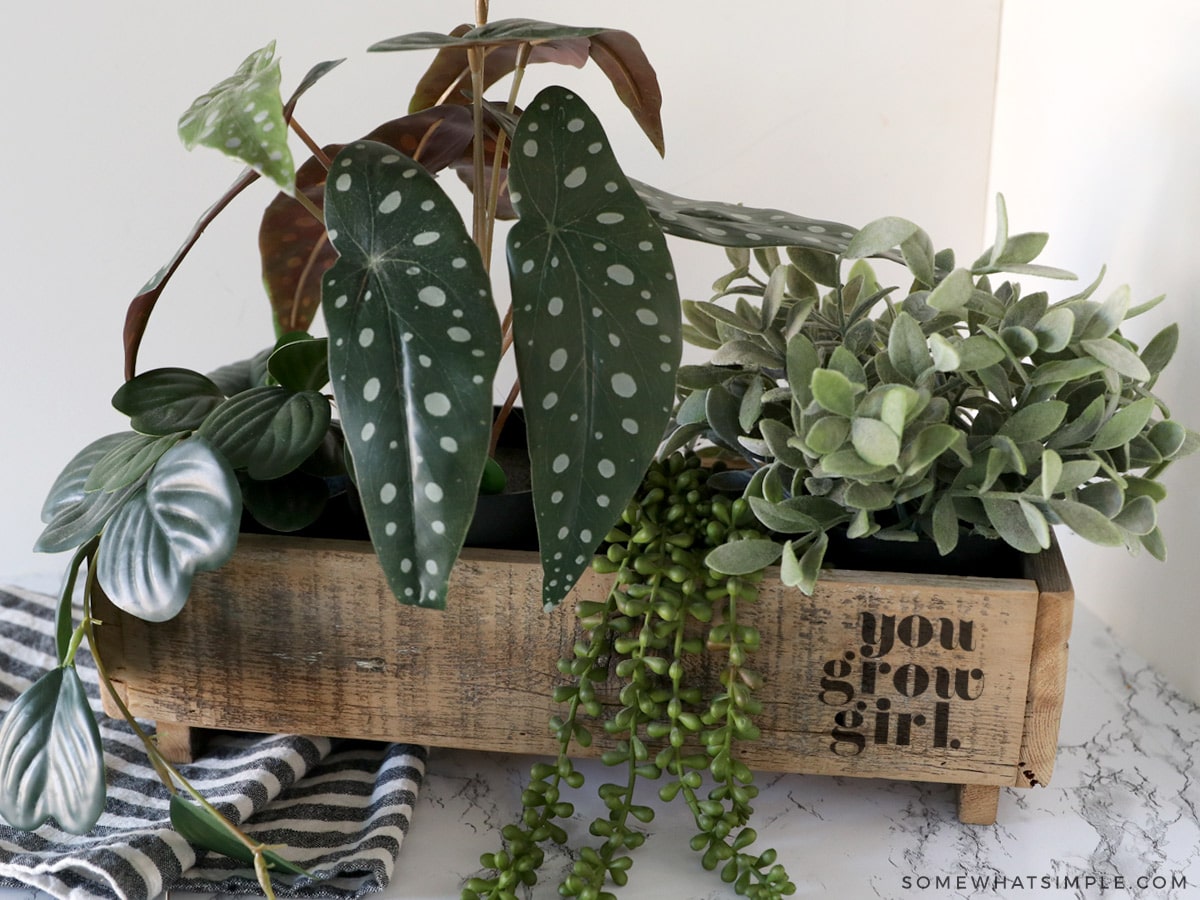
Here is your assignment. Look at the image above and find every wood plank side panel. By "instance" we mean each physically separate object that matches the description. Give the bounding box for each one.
[95,534,1043,787]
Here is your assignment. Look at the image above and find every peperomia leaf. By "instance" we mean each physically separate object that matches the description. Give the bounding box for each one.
[36,432,142,554]
[322,141,500,609]
[83,432,185,493]
[112,368,225,435]
[97,438,241,622]
[267,337,330,392]
[506,86,680,607]
[199,387,331,481]
[0,666,106,834]
[177,42,294,192]
[169,795,310,876]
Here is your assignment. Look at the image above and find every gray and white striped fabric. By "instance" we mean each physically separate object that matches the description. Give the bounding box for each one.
[0,585,426,900]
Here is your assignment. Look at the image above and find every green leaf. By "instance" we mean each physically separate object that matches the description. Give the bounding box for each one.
[96,438,241,622]
[780,532,827,595]
[758,419,808,469]
[887,312,932,382]
[931,494,959,556]
[240,471,329,533]
[1113,495,1156,536]
[786,335,819,408]
[851,417,900,468]
[207,348,273,396]
[1030,357,1108,386]
[844,481,897,511]
[1080,284,1131,341]
[903,424,967,476]
[1039,449,1063,501]
[1148,420,1186,458]
[322,142,501,609]
[507,87,680,607]
[1141,324,1179,378]
[267,337,330,392]
[1018,498,1052,550]
[846,216,919,259]
[84,432,184,493]
[900,227,936,287]
[112,368,225,435]
[954,335,1007,372]
[705,539,783,576]
[748,497,820,535]
[996,231,1050,266]
[982,497,1046,553]
[810,369,858,418]
[631,181,862,256]
[1046,395,1106,449]
[738,377,766,433]
[36,432,143,554]
[806,415,851,456]
[1033,308,1075,352]
[199,387,331,481]
[0,667,105,834]
[1141,526,1167,561]
[1092,397,1155,451]
[711,340,782,368]
[1054,459,1101,493]
[818,448,887,478]
[177,42,294,192]
[1081,337,1152,381]
[169,796,310,876]
[998,401,1068,443]
[1048,499,1125,546]
[927,267,973,313]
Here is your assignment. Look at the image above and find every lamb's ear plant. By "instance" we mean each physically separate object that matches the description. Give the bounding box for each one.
[673,196,1198,593]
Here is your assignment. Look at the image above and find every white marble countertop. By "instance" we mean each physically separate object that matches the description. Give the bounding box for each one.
[2,604,1198,900]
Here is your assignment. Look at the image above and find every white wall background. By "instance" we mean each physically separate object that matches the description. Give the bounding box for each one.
[6,2,1198,701]
[991,0,1200,702]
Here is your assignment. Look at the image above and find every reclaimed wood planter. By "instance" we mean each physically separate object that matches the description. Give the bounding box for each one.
[94,532,1074,826]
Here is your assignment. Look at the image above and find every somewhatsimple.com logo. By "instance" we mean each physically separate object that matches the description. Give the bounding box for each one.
[900,873,1189,892]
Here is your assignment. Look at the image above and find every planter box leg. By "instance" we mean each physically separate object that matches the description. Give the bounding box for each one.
[155,721,200,765]
[956,784,1000,825]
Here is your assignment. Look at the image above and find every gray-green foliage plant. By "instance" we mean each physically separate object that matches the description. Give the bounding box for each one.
[675,197,1198,593]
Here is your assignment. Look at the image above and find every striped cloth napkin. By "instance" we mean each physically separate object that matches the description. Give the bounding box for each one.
[0,584,426,900]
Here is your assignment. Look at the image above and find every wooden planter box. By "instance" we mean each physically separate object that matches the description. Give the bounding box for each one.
[94,533,1073,826]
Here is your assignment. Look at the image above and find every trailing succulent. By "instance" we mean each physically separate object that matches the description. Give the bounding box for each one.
[672,198,1197,593]
[469,453,794,900]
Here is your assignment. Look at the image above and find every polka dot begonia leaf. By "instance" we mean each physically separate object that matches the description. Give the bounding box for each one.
[177,41,295,193]
[506,86,681,609]
[322,141,501,610]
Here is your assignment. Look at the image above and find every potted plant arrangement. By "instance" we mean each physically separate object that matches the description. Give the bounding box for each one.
[1,6,1195,900]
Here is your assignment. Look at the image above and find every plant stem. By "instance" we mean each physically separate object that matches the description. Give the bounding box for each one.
[288,117,331,169]
[291,189,324,226]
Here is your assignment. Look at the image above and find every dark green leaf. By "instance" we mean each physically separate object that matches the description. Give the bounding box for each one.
[631,181,862,255]
[177,42,294,191]
[1113,495,1156,536]
[705,540,783,576]
[96,438,241,622]
[322,142,500,609]
[84,432,184,493]
[200,387,331,480]
[112,368,225,435]
[1046,395,1106,450]
[207,348,273,396]
[169,796,310,876]
[507,87,679,606]
[240,471,329,533]
[267,337,330,392]
[0,667,105,833]
[1148,420,1186,458]
[36,433,143,554]
[758,419,808,469]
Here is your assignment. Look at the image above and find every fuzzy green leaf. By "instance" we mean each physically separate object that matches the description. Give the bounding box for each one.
[846,216,919,259]
[1081,337,1152,381]
[806,416,851,456]
[780,533,827,595]
[851,418,900,468]
[0,667,105,834]
[96,438,241,622]
[507,87,680,607]
[748,497,820,535]
[1092,398,1155,451]
[1080,284,1131,341]
[904,424,967,476]
[1032,307,1075,353]
[887,312,932,382]
[998,401,1068,443]
[786,335,819,408]
[1113,495,1156,536]
[932,494,959,556]
[705,539,783,576]
[112,368,225,436]
[953,335,1007,372]
[927,267,973,313]
[1048,499,1124,546]
[1141,324,1179,379]
[1030,357,1108,386]
[900,227,936,287]
[177,42,294,191]
[322,142,500,609]
[982,496,1046,554]
[810,369,858,418]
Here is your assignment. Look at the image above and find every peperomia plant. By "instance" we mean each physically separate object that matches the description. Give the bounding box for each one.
[674,197,1198,593]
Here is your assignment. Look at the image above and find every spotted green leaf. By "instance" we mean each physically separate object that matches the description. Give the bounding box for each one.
[322,141,500,609]
[507,87,680,608]
[112,368,225,435]
[177,42,294,192]
[169,795,311,876]
[36,432,142,554]
[0,667,105,834]
[199,387,331,481]
[96,438,241,622]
